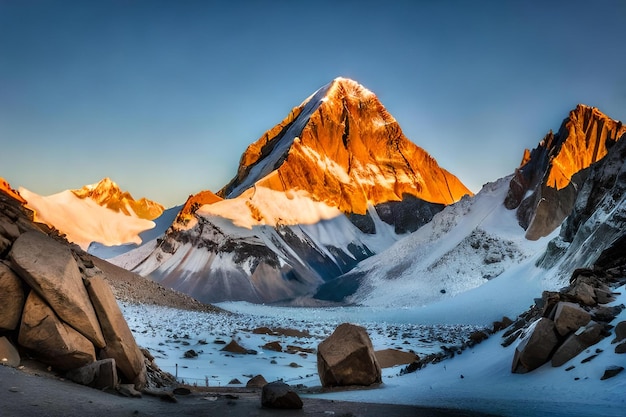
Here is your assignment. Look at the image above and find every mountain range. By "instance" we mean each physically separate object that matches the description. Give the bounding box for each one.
[7,78,626,310]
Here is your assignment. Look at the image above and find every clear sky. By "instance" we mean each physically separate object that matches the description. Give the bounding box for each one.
[1,0,625,208]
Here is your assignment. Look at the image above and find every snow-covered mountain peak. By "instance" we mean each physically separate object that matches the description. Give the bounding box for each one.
[73,177,164,220]
[219,77,471,219]
[504,104,626,240]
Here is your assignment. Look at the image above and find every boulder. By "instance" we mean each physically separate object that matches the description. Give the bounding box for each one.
[317,323,381,387]
[221,339,256,354]
[512,318,559,373]
[0,336,20,367]
[553,302,591,336]
[0,218,20,240]
[0,262,25,331]
[0,235,10,254]
[85,276,146,389]
[18,291,96,371]
[246,374,268,388]
[615,341,626,354]
[262,341,282,352]
[600,366,624,380]
[569,282,597,306]
[552,322,604,367]
[261,381,303,409]
[614,321,626,343]
[9,232,105,348]
[65,358,119,389]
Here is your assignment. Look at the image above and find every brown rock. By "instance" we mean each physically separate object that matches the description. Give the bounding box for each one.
[18,291,96,371]
[552,322,605,367]
[615,341,626,354]
[0,262,25,331]
[0,336,20,367]
[493,316,514,332]
[221,339,255,355]
[65,358,119,389]
[0,235,10,255]
[614,321,626,343]
[569,282,597,306]
[600,366,624,380]
[246,374,268,388]
[594,288,615,304]
[85,276,147,389]
[9,232,105,348]
[262,341,282,352]
[374,349,419,368]
[512,318,559,373]
[553,302,591,336]
[317,323,381,387]
[261,381,303,409]
[0,217,21,240]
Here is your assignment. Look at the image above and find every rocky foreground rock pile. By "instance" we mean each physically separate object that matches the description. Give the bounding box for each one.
[503,268,626,376]
[0,189,173,393]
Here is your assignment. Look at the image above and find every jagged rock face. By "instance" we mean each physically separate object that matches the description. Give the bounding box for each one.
[0,177,26,204]
[538,131,626,276]
[505,105,626,240]
[175,190,223,225]
[72,177,164,220]
[220,77,470,214]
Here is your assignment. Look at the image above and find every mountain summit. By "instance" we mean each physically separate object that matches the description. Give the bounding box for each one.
[220,77,470,214]
[117,78,470,303]
[73,178,164,220]
[505,104,626,240]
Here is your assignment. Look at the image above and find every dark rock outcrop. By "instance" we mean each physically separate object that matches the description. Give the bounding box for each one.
[512,318,559,373]
[317,323,381,387]
[261,381,303,409]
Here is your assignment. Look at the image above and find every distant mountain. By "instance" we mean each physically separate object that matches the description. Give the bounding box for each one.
[19,178,164,250]
[114,77,471,304]
[72,177,164,220]
[504,104,626,240]
[0,177,26,204]
[318,105,626,307]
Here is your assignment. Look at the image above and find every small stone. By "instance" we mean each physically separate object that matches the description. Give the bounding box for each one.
[600,366,624,380]
[246,374,268,388]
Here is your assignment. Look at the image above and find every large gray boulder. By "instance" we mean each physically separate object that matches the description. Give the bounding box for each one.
[0,262,24,331]
[553,302,591,336]
[9,232,105,348]
[18,291,96,371]
[85,276,146,389]
[512,318,559,373]
[552,321,604,367]
[317,323,381,387]
[261,381,303,409]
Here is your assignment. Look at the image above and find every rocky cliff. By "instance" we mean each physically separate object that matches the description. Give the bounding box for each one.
[504,105,626,240]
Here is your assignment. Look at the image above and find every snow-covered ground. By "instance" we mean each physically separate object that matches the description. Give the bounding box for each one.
[121,274,626,417]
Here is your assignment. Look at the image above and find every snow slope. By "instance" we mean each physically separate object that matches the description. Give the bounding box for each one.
[327,176,553,307]
[19,187,156,250]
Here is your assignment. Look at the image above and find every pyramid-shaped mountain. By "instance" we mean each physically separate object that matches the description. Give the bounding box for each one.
[220,77,470,212]
[117,78,470,304]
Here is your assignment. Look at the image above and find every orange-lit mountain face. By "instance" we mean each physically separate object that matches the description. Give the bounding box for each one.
[220,77,471,215]
[0,177,27,204]
[72,178,164,220]
[505,105,626,240]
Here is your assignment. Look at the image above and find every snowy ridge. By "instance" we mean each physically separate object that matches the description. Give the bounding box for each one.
[226,81,333,198]
[339,176,553,307]
[19,187,155,250]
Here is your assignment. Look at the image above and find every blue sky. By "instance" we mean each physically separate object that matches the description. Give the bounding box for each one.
[1,0,625,207]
